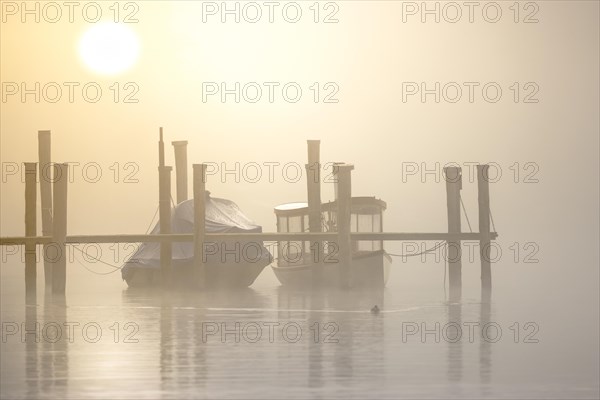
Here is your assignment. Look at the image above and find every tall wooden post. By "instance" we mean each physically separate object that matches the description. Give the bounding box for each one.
[193,164,207,286]
[445,166,462,302]
[38,130,53,287]
[335,164,354,289]
[159,127,165,167]
[158,129,172,285]
[52,163,68,294]
[24,163,37,299]
[172,141,188,205]
[306,140,322,284]
[159,166,172,285]
[332,162,343,200]
[477,165,492,301]
[306,140,321,232]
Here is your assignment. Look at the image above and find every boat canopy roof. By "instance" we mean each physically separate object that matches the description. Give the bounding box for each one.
[274,197,386,217]
[274,202,308,212]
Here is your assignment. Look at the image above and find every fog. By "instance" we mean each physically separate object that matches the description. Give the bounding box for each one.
[1,1,598,399]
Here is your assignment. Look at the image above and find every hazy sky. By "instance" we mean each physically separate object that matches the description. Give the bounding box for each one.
[1,1,598,295]
[1,5,599,400]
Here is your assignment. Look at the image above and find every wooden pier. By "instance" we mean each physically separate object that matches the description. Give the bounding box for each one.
[0,130,497,300]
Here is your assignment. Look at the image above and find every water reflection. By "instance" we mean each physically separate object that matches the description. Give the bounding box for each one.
[445,295,494,397]
[122,287,271,398]
[23,293,69,400]
[11,283,504,399]
[479,298,493,396]
[24,297,38,399]
[276,287,386,394]
[447,302,462,384]
[307,292,324,390]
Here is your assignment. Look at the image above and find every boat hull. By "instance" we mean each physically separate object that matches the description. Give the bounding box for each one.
[121,196,272,289]
[122,258,271,289]
[272,250,391,288]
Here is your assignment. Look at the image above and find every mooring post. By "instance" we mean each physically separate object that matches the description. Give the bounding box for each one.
[306,140,322,284]
[444,166,462,302]
[172,141,188,205]
[38,130,53,287]
[193,164,207,286]
[157,128,172,285]
[332,162,343,200]
[159,166,173,285]
[477,165,492,301]
[52,163,68,294]
[159,127,165,167]
[24,162,37,299]
[335,164,354,289]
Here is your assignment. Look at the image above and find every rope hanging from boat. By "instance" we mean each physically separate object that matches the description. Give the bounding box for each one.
[386,241,447,258]
[71,244,123,274]
[72,204,161,275]
[144,204,159,235]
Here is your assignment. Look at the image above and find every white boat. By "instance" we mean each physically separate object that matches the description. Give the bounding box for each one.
[121,193,272,288]
[271,197,392,288]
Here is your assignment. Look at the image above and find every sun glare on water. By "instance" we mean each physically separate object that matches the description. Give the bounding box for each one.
[79,22,140,75]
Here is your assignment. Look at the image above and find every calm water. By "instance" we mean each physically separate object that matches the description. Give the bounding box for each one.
[1,261,598,399]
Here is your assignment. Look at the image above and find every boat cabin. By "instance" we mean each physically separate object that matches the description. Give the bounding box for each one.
[274,197,386,267]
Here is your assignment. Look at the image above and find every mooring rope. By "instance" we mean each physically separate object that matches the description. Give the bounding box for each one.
[386,241,447,258]
[490,208,497,233]
[144,205,160,234]
[71,245,123,274]
[459,194,498,234]
[459,194,473,233]
[72,205,160,275]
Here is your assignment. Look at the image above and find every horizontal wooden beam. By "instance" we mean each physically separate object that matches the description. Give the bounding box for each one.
[351,232,498,241]
[1,236,53,245]
[1,231,498,246]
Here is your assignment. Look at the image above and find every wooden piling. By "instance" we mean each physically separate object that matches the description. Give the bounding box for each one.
[52,163,68,294]
[193,164,207,286]
[159,166,173,285]
[306,140,322,284]
[38,130,53,287]
[332,162,343,200]
[335,164,354,289]
[24,163,37,298]
[172,141,189,205]
[306,141,322,233]
[159,127,165,167]
[477,165,492,301]
[444,166,462,302]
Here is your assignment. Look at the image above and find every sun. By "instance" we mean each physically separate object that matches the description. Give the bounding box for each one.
[79,22,140,75]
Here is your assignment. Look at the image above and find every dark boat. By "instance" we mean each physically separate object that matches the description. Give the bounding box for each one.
[271,197,392,288]
[121,192,272,288]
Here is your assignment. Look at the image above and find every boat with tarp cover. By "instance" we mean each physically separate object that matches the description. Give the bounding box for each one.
[121,192,272,288]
